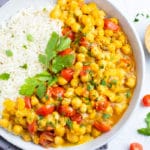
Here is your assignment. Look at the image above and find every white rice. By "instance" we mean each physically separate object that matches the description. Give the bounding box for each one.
[0,7,63,105]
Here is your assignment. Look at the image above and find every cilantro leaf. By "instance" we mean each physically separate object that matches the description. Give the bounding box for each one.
[36,83,46,99]
[137,128,150,136]
[52,54,75,73]
[137,112,150,136]
[35,71,52,81]
[38,54,48,66]
[100,79,107,86]
[102,113,111,120]
[19,77,39,96]
[56,36,71,52]
[48,76,58,86]
[5,50,13,57]
[66,118,73,129]
[0,73,10,80]
[26,34,34,42]
[87,83,94,91]
[20,64,28,70]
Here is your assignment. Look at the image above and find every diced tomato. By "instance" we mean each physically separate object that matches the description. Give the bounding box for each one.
[142,94,150,106]
[95,99,110,111]
[39,131,54,148]
[79,37,90,47]
[71,113,82,124]
[80,66,91,76]
[27,121,37,134]
[104,19,119,31]
[62,27,75,41]
[61,68,74,81]
[58,105,75,117]
[130,142,143,150]
[24,96,31,109]
[93,121,111,132]
[47,86,65,98]
[58,48,72,56]
[36,105,55,116]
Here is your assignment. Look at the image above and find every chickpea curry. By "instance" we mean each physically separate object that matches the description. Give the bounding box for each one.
[0,0,136,148]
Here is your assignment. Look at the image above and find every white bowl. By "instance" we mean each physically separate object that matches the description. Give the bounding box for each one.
[0,0,145,150]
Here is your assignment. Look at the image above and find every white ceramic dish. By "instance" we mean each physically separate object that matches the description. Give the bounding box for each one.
[0,0,145,150]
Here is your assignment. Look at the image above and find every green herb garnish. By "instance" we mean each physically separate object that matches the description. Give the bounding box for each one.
[0,73,10,80]
[100,79,107,86]
[20,64,28,70]
[137,112,150,136]
[27,34,34,42]
[102,113,111,120]
[134,18,139,22]
[66,118,73,129]
[19,71,56,98]
[126,90,131,98]
[87,83,94,91]
[22,45,27,49]
[5,50,13,57]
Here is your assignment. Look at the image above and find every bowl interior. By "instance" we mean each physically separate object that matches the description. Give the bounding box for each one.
[0,0,145,150]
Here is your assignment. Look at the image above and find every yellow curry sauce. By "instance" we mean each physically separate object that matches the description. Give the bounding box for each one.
[0,0,136,148]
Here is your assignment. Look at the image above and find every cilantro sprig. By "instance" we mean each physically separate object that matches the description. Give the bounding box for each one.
[39,32,73,72]
[137,112,150,136]
[0,73,10,80]
[19,71,57,98]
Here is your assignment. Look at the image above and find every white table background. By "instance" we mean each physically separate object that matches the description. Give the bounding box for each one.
[109,0,150,150]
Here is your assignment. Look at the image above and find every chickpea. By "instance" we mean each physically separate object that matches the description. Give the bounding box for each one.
[16,98,25,110]
[81,4,91,14]
[78,46,88,54]
[113,40,122,49]
[58,76,68,85]
[64,88,74,98]
[55,125,65,136]
[77,53,85,62]
[121,44,132,55]
[90,63,99,72]
[31,96,39,106]
[108,43,116,52]
[78,126,86,135]
[71,78,79,87]
[71,97,82,109]
[13,125,23,135]
[75,62,83,70]
[54,136,64,145]
[62,98,71,105]
[80,103,87,113]
[80,74,91,82]
[92,128,101,137]
[74,8,82,17]
[22,132,31,142]
[73,122,80,132]
[86,124,92,133]
[0,119,9,128]
[89,90,99,100]
[104,29,113,37]
[75,87,84,96]
[65,16,76,26]
[50,5,61,19]
[125,77,136,88]
[71,22,81,33]
[67,132,79,143]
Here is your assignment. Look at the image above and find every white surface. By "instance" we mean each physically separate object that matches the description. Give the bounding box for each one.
[109,0,150,150]
[0,0,149,150]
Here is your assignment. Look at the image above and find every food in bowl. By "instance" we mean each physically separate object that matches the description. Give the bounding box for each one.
[0,0,136,148]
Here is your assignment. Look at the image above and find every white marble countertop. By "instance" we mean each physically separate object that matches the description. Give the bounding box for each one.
[109,0,150,149]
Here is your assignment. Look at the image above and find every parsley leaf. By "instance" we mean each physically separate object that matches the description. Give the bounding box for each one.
[100,79,107,86]
[5,50,13,57]
[137,112,150,136]
[26,34,34,42]
[0,73,10,80]
[20,64,28,70]
[66,118,73,129]
[52,54,75,73]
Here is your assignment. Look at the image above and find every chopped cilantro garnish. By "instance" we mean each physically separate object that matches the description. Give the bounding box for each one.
[5,50,13,57]
[66,118,73,129]
[87,83,94,91]
[126,90,131,98]
[26,34,34,42]
[20,64,28,70]
[46,121,55,128]
[45,95,49,100]
[102,113,111,120]
[0,73,10,80]
[22,45,27,49]
[100,79,107,86]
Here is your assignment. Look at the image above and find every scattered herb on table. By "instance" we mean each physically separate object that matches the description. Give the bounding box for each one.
[137,112,150,136]
[0,73,10,80]
[134,13,150,23]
